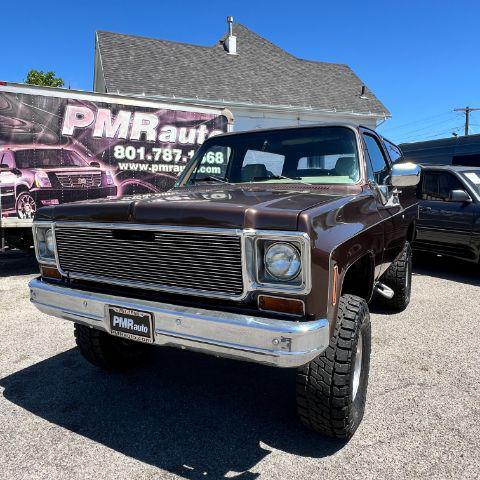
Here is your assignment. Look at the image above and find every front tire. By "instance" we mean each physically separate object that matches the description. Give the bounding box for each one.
[74,323,150,371]
[296,294,371,439]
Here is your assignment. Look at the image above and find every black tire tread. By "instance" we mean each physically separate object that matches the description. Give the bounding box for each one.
[296,294,370,438]
[377,242,412,311]
[74,323,147,371]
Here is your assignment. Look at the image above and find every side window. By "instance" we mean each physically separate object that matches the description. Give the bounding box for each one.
[363,134,390,184]
[383,139,402,163]
[437,173,464,199]
[0,151,15,169]
[422,173,439,200]
[422,172,465,201]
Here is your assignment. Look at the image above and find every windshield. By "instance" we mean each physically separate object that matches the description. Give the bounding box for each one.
[14,149,88,168]
[184,127,360,186]
[461,170,480,195]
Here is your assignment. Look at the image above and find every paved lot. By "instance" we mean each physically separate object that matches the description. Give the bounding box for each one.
[0,250,479,480]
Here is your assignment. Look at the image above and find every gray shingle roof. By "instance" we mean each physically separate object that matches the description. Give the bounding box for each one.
[96,24,390,117]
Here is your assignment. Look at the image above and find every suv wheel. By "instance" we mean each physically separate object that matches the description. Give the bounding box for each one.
[375,242,412,311]
[16,191,37,219]
[74,323,150,371]
[296,294,371,439]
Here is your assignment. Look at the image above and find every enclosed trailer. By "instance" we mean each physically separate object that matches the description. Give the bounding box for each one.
[400,134,480,167]
[0,82,232,249]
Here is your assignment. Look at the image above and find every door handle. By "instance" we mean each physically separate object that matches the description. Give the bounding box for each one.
[420,206,432,212]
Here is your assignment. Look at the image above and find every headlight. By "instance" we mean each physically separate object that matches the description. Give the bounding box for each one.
[35,227,56,264]
[34,171,52,188]
[45,229,55,254]
[105,170,114,185]
[264,242,301,280]
[247,233,310,294]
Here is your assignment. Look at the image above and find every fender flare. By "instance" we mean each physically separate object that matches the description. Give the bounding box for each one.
[14,181,31,197]
[339,250,376,302]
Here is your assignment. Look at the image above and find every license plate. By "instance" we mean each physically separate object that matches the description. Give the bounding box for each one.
[108,306,154,344]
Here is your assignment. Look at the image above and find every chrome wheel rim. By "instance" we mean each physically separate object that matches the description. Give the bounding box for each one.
[18,194,36,219]
[352,331,363,401]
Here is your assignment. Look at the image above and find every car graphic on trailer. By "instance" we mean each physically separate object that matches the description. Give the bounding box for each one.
[0,145,117,219]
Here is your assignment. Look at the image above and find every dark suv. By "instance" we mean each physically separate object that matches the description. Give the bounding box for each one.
[414,165,480,262]
[0,145,117,219]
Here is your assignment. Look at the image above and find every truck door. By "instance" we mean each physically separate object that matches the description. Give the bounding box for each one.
[361,131,406,277]
[416,170,476,260]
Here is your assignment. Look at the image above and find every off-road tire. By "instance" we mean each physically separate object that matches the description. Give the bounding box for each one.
[296,294,371,439]
[376,242,412,311]
[74,323,150,371]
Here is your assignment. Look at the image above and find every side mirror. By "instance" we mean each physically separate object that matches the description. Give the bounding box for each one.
[0,163,10,171]
[449,189,472,203]
[90,161,101,168]
[390,162,421,188]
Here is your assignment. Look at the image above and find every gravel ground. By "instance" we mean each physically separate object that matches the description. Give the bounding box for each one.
[0,250,479,480]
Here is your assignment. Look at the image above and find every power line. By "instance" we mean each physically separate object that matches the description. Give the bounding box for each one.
[382,111,452,133]
[397,118,459,142]
[394,114,457,139]
[453,106,480,136]
[400,125,463,144]
[428,126,463,139]
[380,111,453,133]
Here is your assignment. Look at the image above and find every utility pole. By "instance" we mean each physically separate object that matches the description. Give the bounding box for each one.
[454,106,480,136]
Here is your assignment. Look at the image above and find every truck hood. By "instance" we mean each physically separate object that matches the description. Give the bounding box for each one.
[35,185,358,230]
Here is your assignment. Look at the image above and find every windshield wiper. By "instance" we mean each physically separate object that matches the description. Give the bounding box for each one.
[251,174,312,185]
[251,174,299,181]
[193,175,231,184]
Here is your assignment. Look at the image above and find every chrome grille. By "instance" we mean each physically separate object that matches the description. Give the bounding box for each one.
[56,172,102,188]
[54,226,244,297]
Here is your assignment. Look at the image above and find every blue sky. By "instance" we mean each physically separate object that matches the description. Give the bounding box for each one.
[2,0,479,144]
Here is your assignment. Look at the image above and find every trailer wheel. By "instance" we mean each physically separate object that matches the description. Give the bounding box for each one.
[296,294,371,439]
[16,191,37,219]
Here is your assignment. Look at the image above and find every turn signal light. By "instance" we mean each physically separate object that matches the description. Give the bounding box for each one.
[40,265,62,280]
[258,295,305,316]
[332,265,339,306]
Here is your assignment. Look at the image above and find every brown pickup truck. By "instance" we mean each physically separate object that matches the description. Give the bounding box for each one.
[29,124,420,439]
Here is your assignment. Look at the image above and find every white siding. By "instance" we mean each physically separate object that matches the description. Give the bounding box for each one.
[93,39,107,93]
[229,107,378,131]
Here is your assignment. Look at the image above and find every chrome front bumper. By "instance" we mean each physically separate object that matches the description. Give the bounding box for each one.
[28,278,330,368]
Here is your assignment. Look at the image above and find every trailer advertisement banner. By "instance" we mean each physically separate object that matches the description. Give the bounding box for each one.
[0,90,228,220]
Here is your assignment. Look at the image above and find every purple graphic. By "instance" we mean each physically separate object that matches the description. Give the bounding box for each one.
[0,92,227,219]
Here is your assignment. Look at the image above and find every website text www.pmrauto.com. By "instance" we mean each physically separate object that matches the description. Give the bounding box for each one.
[117,162,222,175]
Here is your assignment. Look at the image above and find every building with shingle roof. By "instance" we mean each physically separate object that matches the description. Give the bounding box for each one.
[94,19,390,130]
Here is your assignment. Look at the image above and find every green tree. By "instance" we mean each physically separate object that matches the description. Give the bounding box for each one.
[25,70,64,88]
